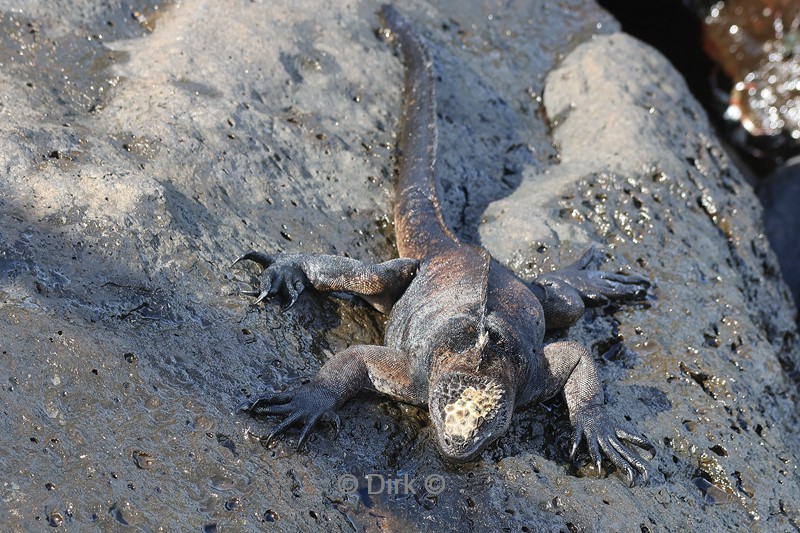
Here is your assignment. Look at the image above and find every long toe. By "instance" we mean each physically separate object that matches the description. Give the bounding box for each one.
[266,412,304,443]
[617,428,654,448]
[282,285,301,311]
[585,436,601,471]
[569,422,586,460]
[297,413,324,449]
[254,290,272,305]
[622,273,650,286]
[234,251,275,268]
[610,437,649,484]
[598,437,634,483]
[569,440,579,461]
[250,390,292,405]
[572,246,605,270]
[250,403,295,416]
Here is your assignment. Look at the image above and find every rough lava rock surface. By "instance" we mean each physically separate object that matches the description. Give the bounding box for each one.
[1,0,798,531]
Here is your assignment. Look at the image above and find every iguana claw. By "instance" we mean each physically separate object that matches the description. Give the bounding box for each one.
[570,404,653,485]
[232,251,310,308]
[246,383,340,450]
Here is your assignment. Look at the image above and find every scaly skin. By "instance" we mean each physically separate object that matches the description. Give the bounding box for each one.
[234,4,654,484]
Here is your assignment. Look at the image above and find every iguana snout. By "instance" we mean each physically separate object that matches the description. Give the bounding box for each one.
[429,373,512,462]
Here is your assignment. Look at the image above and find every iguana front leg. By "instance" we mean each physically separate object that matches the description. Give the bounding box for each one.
[244,344,418,447]
[530,247,649,329]
[233,251,419,313]
[542,341,653,485]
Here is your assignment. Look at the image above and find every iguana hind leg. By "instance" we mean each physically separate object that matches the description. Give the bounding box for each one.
[233,251,418,313]
[530,247,649,329]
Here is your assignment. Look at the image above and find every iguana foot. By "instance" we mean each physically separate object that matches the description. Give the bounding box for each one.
[538,247,649,306]
[569,403,654,486]
[232,251,310,309]
[548,269,649,306]
[243,384,341,449]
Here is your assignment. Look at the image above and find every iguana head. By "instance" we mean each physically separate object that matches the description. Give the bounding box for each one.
[429,372,513,462]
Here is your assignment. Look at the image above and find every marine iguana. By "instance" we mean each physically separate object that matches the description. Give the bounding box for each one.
[235,4,654,483]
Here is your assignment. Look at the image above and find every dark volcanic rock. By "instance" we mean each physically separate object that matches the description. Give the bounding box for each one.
[0,1,798,531]
[758,157,800,311]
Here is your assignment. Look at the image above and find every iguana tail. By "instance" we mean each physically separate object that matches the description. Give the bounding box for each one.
[379,5,458,260]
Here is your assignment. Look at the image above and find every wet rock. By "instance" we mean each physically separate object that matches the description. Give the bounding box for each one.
[0,0,798,532]
[47,511,63,527]
[132,450,155,470]
[108,499,143,527]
